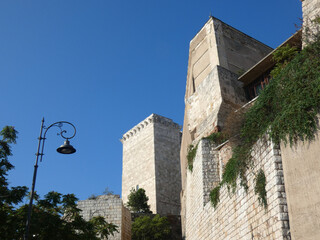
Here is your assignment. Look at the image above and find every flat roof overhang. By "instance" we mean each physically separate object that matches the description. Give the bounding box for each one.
[238,30,302,86]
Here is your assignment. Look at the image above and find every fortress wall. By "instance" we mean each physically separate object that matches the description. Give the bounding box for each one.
[181,19,271,235]
[277,2,320,239]
[280,126,320,240]
[153,119,182,215]
[121,114,181,215]
[186,67,222,141]
[302,0,320,38]
[121,205,132,240]
[78,195,124,240]
[121,116,157,213]
[185,138,290,240]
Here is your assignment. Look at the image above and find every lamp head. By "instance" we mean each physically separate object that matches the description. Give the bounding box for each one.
[57,139,76,154]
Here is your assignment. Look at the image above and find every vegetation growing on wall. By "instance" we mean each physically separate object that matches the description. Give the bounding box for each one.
[255,169,267,209]
[210,30,320,209]
[203,132,228,145]
[187,144,198,171]
[187,132,228,172]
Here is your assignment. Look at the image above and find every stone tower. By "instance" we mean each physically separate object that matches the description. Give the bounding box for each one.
[121,114,181,215]
[180,17,273,237]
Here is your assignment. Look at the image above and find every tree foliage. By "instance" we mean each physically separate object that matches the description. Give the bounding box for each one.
[127,188,152,213]
[0,126,118,240]
[132,215,171,240]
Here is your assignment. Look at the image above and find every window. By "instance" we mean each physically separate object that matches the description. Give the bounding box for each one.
[245,72,271,100]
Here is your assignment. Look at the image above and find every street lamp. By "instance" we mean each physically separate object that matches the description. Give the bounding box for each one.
[24,118,77,240]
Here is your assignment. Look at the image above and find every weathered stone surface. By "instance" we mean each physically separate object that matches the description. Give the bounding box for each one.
[180,18,272,236]
[77,195,131,240]
[280,126,320,240]
[185,138,290,240]
[302,0,320,40]
[121,114,181,215]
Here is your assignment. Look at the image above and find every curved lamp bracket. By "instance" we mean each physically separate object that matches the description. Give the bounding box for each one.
[43,121,76,140]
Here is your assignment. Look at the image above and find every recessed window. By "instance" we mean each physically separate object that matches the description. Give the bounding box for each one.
[245,72,271,100]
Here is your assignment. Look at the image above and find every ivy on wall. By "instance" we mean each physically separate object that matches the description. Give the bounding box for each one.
[187,132,228,171]
[209,29,320,209]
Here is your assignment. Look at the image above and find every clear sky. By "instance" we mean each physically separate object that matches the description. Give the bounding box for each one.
[1,0,301,202]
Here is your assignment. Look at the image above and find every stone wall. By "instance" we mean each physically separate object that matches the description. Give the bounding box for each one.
[77,195,126,240]
[153,117,182,215]
[280,127,320,240]
[185,138,290,240]
[302,0,320,39]
[121,114,157,213]
[121,114,181,215]
[121,205,131,240]
[180,18,272,236]
[276,2,320,240]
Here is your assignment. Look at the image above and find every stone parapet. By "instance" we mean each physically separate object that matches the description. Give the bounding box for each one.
[121,114,181,142]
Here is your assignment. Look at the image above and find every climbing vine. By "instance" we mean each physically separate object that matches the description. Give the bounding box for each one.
[255,169,267,209]
[210,30,320,209]
[187,132,228,172]
[202,132,228,145]
[187,144,198,171]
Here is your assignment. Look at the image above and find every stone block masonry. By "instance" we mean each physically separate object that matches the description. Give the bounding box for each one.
[185,137,290,240]
[302,0,320,38]
[78,195,131,240]
[121,114,182,215]
[180,17,272,235]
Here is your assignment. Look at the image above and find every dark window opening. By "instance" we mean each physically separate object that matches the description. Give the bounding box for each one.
[245,71,271,100]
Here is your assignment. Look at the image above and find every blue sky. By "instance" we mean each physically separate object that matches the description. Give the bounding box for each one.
[1,0,301,202]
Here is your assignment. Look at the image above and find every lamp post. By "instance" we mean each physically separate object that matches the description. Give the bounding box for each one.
[24,118,77,240]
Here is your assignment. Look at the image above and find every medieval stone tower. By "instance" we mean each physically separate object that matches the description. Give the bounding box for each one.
[121,113,181,215]
[180,17,273,236]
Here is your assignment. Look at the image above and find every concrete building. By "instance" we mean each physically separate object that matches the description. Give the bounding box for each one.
[121,113,182,215]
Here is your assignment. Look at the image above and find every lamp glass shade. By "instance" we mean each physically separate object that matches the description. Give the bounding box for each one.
[57,139,76,154]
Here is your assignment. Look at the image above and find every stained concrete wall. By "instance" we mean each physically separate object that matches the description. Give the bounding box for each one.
[280,133,320,240]
[78,195,129,240]
[121,114,181,215]
[185,138,290,240]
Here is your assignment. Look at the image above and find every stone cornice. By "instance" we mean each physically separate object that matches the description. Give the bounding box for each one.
[120,113,181,143]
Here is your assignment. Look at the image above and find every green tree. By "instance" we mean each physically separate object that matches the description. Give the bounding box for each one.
[126,188,152,213]
[0,126,118,240]
[132,215,172,240]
